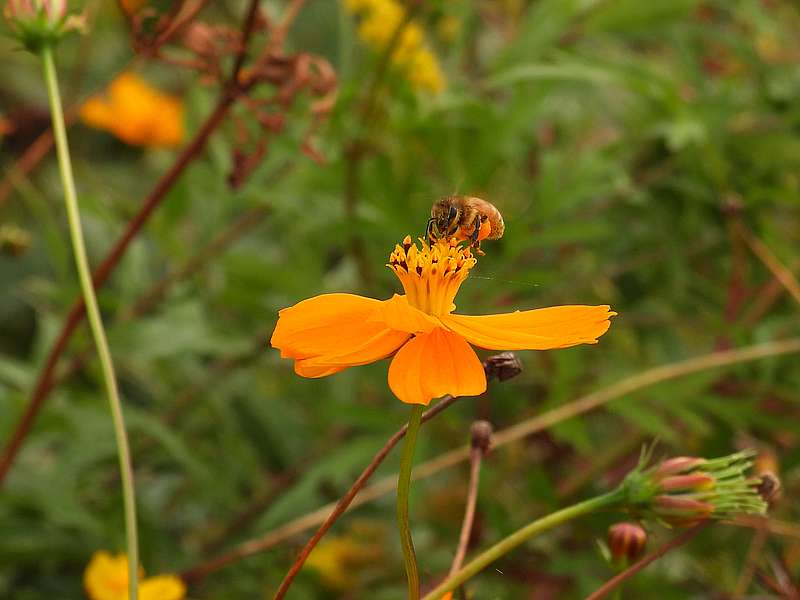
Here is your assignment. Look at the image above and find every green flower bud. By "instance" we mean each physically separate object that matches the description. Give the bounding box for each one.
[4,0,84,53]
[620,449,767,528]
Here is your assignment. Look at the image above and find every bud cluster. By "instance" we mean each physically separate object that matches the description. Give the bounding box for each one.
[620,450,767,528]
[4,0,83,52]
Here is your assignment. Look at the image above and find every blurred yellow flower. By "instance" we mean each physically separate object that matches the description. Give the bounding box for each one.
[344,0,445,94]
[306,533,384,590]
[406,49,444,94]
[436,16,461,43]
[84,551,186,600]
[80,73,184,147]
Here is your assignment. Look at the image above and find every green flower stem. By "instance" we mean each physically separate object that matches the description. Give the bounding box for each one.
[421,489,626,600]
[397,403,424,599]
[41,47,139,599]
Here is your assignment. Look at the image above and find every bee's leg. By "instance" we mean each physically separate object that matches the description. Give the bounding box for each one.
[471,217,487,255]
[425,218,436,241]
[469,216,486,246]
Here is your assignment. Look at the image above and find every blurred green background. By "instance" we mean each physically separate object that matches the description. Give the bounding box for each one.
[1,0,799,598]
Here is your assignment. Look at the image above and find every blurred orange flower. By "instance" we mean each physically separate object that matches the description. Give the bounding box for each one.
[84,551,185,600]
[120,0,148,13]
[271,236,615,405]
[306,532,384,590]
[0,115,12,136]
[80,73,184,147]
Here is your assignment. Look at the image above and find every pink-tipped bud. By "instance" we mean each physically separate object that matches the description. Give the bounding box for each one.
[608,522,647,564]
[658,473,715,492]
[4,0,64,24]
[653,495,715,515]
[4,0,31,20]
[651,495,715,528]
[653,456,705,478]
[43,0,67,20]
[621,450,767,529]
[4,0,81,52]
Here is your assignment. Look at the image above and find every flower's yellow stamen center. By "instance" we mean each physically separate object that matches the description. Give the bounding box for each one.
[387,235,477,315]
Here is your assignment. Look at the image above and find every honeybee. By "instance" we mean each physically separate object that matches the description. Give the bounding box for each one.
[426,195,505,253]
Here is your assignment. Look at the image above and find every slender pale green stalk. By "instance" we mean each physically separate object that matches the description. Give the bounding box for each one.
[397,404,424,599]
[421,490,626,600]
[41,47,139,599]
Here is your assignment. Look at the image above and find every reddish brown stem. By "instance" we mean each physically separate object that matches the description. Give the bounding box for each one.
[734,518,769,598]
[742,277,787,327]
[184,356,518,592]
[584,522,709,600]
[445,422,491,599]
[0,0,265,486]
[152,0,209,51]
[122,204,269,320]
[0,127,56,208]
[269,0,306,51]
[202,393,462,595]
[0,96,233,486]
[52,204,270,390]
[229,0,262,87]
[450,448,482,574]
[737,220,800,307]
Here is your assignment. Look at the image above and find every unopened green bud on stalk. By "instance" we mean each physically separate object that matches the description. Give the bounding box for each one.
[4,0,83,52]
[419,448,772,600]
[620,449,767,528]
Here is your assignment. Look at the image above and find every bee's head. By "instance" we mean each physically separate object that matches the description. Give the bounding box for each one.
[428,199,461,239]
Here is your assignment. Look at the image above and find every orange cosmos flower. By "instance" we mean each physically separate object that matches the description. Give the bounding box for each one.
[80,73,184,147]
[271,236,615,406]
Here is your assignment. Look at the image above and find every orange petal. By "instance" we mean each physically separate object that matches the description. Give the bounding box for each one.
[439,305,615,350]
[271,293,386,359]
[297,326,411,368]
[376,294,440,334]
[271,294,410,379]
[388,328,486,405]
[293,361,348,378]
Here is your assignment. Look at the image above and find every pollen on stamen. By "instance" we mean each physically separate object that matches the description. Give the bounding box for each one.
[388,236,476,278]
[385,235,479,314]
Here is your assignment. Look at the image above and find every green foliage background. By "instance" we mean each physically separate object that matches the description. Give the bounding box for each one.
[1,0,799,598]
